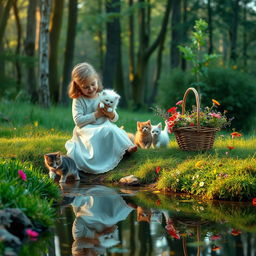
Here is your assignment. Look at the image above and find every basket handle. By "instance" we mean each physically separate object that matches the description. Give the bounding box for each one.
[181,87,200,128]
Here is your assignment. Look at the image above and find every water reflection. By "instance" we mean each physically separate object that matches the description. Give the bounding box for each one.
[18,184,256,256]
[70,186,133,255]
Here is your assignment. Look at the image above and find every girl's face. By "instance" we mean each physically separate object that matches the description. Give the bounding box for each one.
[76,77,99,98]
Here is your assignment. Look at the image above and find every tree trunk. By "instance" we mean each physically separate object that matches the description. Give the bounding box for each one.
[128,0,135,98]
[60,0,78,105]
[230,0,240,62]
[97,0,104,71]
[24,0,37,102]
[207,0,213,54]
[181,0,187,71]
[171,0,182,68]
[149,0,171,105]
[0,0,14,44]
[103,0,126,107]
[132,0,171,109]
[38,0,51,108]
[49,0,64,103]
[13,0,22,88]
[0,0,14,77]
[242,0,248,70]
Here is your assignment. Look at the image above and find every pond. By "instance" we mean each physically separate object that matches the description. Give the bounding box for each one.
[17,183,256,256]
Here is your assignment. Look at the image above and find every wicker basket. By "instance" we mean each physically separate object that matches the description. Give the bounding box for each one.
[173,87,219,151]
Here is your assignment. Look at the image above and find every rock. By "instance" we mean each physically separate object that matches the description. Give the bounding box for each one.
[119,175,139,185]
[0,226,21,246]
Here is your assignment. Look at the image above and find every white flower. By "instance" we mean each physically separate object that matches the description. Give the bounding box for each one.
[192,176,195,180]
[199,182,204,187]
[176,179,179,182]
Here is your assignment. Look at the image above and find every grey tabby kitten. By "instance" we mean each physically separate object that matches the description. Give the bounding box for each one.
[44,152,80,183]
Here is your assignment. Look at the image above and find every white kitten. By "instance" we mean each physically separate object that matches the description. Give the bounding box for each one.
[151,121,170,148]
[99,89,120,112]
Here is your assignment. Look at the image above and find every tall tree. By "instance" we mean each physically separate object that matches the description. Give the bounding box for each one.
[24,0,37,102]
[230,0,240,62]
[242,0,249,69]
[60,0,78,105]
[207,0,213,54]
[0,0,14,77]
[13,0,22,88]
[171,0,182,68]
[49,0,64,103]
[131,0,171,109]
[103,0,119,89]
[181,0,188,71]
[103,0,126,106]
[128,0,135,99]
[38,0,51,108]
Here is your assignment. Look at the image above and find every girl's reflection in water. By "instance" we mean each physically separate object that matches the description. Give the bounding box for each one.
[70,185,138,256]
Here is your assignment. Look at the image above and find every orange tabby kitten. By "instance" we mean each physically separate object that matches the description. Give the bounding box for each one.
[134,120,152,149]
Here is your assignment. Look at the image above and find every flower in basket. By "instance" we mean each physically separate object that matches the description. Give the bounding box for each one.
[154,98,231,134]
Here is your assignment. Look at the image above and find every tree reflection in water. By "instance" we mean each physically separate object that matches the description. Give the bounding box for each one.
[47,184,256,256]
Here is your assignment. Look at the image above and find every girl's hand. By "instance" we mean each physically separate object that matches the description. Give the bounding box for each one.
[99,105,115,120]
[94,107,105,119]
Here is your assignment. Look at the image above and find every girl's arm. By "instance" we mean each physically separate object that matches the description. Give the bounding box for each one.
[72,98,103,128]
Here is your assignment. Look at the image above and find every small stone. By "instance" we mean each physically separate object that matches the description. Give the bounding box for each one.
[119,175,139,185]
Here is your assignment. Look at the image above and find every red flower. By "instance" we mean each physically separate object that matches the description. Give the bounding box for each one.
[212,246,221,251]
[167,107,178,114]
[189,123,195,126]
[252,198,256,206]
[231,229,241,236]
[227,146,235,150]
[168,115,177,122]
[165,221,180,239]
[231,132,242,139]
[156,199,161,206]
[155,166,161,174]
[18,170,27,181]
[211,235,221,241]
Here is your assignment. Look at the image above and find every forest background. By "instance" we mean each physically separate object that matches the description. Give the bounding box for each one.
[1,0,256,131]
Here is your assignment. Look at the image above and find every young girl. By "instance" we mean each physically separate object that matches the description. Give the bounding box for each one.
[65,62,137,174]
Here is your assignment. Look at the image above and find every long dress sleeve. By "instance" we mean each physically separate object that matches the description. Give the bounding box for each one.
[72,98,96,128]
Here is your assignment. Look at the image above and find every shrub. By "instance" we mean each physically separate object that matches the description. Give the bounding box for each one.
[157,68,256,130]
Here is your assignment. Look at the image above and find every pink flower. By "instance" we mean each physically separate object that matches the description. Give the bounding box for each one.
[18,170,27,181]
[26,229,39,239]
[209,113,221,119]
[176,100,183,105]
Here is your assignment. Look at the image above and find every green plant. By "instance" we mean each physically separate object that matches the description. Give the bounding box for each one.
[178,19,219,93]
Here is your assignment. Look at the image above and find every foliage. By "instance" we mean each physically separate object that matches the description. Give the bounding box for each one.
[201,67,256,130]
[178,19,219,91]
[0,159,60,227]
[157,68,256,130]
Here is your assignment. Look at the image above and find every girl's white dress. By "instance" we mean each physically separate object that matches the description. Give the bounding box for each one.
[65,96,134,174]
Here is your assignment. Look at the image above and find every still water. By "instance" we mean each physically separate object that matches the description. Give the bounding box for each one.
[21,183,256,255]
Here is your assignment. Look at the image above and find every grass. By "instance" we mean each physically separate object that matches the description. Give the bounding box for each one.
[0,159,60,227]
[1,100,256,201]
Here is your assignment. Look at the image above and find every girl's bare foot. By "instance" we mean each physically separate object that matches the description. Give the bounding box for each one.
[127,145,137,153]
